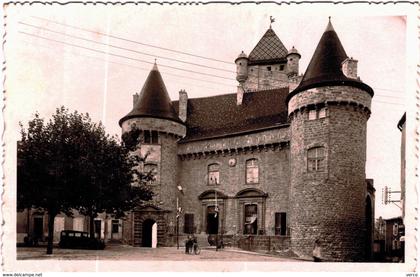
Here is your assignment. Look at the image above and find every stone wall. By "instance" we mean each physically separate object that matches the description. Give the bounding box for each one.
[288,86,372,261]
[177,128,291,237]
[234,235,290,252]
[244,64,289,91]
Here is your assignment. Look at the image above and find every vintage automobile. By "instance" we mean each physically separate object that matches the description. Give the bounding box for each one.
[59,230,105,250]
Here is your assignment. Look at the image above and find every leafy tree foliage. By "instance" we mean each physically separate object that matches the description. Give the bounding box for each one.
[18,107,153,254]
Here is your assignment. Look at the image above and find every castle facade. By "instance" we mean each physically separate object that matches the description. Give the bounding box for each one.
[118,19,376,261]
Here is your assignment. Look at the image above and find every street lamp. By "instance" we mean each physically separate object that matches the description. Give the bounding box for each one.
[176,185,184,250]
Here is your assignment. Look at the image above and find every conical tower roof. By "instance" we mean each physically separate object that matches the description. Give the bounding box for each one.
[287,19,373,103]
[248,27,288,65]
[119,63,183,126]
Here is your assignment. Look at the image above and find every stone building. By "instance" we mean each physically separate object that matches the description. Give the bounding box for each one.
[118,19,376,261]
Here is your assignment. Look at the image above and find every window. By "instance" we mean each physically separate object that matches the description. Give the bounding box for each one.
[144,131,151,143]
[246,159,259,184]
[151,131,159,144]
[208,164,220,185]
[144,130,158,144]
[112,220,119,233]
[144,163,158,183]
[184,214,194,234]
[307,147,325,172]
[280,65,285,71]
[275,212,287,236]
[244,204,258,235]
[308,108,327,120]
[319,107,327,118]
[267,66,271,71]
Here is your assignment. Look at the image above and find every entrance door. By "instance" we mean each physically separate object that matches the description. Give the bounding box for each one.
[142,219,156,247]
[206,206,219,234]
[33,217,43,239]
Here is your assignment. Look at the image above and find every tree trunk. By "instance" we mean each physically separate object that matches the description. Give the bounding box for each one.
[46,210,56,255]
[89,214,95,238]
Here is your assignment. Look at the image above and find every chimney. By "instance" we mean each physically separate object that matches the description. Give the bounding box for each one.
[341,57,358,79]
[133,93,139,107]
[237,85,244,105]
[179,89,188,122]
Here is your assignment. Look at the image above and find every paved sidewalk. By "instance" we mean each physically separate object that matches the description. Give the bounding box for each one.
[17,244,303,262]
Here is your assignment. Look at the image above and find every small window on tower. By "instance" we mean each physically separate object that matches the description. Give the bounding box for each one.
[151,131,159,144]
[144,130,151,143]
[308,110,317,120]
[144,163,158,183]
[319,107,327,118]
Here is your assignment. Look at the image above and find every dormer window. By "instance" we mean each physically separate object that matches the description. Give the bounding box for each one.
[208,163,220,185]
[246,159,259,184]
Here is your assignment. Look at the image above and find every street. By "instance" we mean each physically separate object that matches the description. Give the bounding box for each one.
[17,244,303,262]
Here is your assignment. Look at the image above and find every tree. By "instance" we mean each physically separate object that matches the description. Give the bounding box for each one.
[17,107,153,254]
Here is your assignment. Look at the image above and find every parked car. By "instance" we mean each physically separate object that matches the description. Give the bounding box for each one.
[59,230,105,250]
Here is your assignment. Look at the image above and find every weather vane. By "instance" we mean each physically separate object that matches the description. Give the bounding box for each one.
[270,16,275,28]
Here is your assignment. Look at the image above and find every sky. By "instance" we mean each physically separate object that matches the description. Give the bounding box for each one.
[3,4,414,219]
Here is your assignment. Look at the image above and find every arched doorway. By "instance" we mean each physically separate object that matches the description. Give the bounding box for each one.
[142,219,157,247]
[365,196,373,261]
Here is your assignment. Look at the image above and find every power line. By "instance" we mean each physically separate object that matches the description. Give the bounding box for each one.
[26,16,410,93]
[19,31,237,82]
[18,27,405,101]
[19,21,236,74]
[373,100,405,106]
[30,15,234,65]
[20,38,236,90]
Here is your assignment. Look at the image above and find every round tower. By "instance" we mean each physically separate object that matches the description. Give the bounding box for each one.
[235,51,249,83]
[119,63,186,246]
[286,19,374,262]
[286,46,301,77]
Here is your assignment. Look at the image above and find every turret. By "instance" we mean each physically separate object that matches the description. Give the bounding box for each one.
[235,51,249,83]
[119,63,186,246]
[287,18,374,262]
[286,46,301,77]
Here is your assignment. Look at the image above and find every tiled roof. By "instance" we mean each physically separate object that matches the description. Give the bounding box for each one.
[119,64,183,126]
[173,88,290,142]
[248,28,288,65]
[287,20,373,103]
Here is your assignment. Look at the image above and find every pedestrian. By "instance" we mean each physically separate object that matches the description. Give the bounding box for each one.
[185,235,192,254]
[313,239,322,262]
